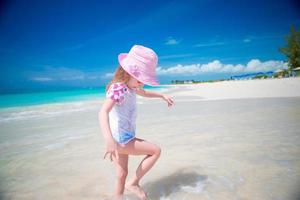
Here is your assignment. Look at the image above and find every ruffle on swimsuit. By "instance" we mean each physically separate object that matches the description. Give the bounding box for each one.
[106,82,129,105]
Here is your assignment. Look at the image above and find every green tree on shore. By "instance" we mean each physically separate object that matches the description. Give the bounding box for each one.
[279,25,300,71]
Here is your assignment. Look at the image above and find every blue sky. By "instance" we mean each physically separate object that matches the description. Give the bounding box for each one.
[0,0,299,91]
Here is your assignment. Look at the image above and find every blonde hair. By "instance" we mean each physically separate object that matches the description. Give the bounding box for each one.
[106,65,131,92]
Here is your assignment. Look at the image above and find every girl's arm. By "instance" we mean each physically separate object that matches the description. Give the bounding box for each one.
[136,88,174,107]
[98,99,119,161]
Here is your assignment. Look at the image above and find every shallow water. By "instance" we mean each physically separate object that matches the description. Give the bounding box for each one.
[0,96,300,200]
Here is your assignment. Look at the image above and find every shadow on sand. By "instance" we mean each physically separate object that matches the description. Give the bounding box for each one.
[143,168,207,199]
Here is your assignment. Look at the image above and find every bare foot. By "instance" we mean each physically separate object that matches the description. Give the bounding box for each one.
[125,184,147,200]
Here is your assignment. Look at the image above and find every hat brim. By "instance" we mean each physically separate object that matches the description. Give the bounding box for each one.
[118,53,160,86]
[118,53,127,66]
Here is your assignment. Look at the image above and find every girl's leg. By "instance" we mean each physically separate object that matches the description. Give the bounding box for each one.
[117,138,161,198]
[112,153,129,200]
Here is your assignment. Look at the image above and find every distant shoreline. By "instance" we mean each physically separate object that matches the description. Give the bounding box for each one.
[1,77,299,109]
[164,77,300,101]
[164,76,299,86]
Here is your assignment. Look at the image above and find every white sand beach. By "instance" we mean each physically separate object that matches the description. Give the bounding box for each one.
[1,77,300,200]
[163,76,300,100]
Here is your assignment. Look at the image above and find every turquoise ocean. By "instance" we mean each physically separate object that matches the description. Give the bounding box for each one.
[0,85,166,109]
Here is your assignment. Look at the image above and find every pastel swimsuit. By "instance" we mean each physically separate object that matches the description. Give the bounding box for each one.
[106,82,137,144]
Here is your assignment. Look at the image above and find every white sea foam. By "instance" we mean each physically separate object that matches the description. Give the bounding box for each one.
[158,178,207,200]
[180,179,206,193]
[0,100,101,123]
[44,142,66,150]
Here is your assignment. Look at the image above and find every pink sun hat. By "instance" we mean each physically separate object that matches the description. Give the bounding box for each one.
[118,45,159,86]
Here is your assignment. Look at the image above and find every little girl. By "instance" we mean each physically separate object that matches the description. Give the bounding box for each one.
[99,45,174,200]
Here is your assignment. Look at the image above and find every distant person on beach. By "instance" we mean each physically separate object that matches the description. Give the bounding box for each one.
[99,45,174,200]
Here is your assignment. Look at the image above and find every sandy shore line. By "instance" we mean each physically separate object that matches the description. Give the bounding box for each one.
[161,77,300,101]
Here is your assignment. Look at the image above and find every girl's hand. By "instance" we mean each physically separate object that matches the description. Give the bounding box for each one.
[103,138,119,162]
[162,94,174,107]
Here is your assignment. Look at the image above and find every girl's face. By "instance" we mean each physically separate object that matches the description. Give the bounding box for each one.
[127,76,144,89]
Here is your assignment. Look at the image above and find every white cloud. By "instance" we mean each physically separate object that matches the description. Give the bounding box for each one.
[61,75,85,80]
[103,72,114,78]
[157,64,201,75]
[243,38,251,43]
[31,77,53,82]
[165,36,180,45]
[32,59,287,82]
[27,66,104,82]
[244,59,286,72]
[160,53,195,59]
[195,34,284,47]
[157,59,287,76]
[200,60,223,72]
